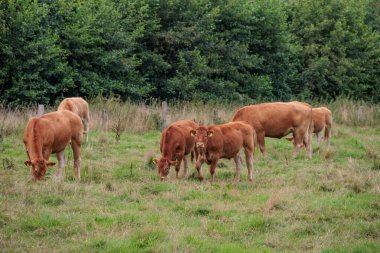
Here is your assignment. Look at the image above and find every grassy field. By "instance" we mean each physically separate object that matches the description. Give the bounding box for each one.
[0,100,380,252]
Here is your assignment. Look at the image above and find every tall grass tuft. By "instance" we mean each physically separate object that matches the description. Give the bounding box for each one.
[0,106,32,139]
[328,98,380,127]
[88,98,238,133]
[0,97,379,137]
[0,104,55,139]
[90,97,162,133]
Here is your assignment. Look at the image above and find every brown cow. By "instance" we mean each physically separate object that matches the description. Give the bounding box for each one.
[190,121,255,182]
[58,97,90,142]
[287,106,332,147]
[154,120,198,180]
[313,107,332,146]
[23,110,83,181]
[232,102,313,159]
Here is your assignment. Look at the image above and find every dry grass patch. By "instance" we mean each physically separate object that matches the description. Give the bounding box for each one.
[263,188,291,215]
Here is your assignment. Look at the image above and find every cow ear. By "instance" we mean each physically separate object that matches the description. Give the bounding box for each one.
[24,161,32,166]
[153,158,158,165]
[46,161,56,166]
[169,160,178,166]
[207,130,213,137]
[190,130,196,137]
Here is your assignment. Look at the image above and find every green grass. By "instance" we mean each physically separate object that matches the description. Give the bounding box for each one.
[0,123,379,252]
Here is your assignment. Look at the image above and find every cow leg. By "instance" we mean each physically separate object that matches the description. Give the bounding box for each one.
[305,125,313,159]
[40,147,52,180]
[84,119,89,143]
[175,156,183,179]
[292,130,305,159]
[182,155,189,177]
[257,132,266,159]
[325,126,331,147]
[316,131,323,147]
[56,151,65,177]
[71,140,81,181]
[233,154,242,182]
[244,148,254,181]
[195,147,199,162]
[209,159,218,183]
[196,158,204,181]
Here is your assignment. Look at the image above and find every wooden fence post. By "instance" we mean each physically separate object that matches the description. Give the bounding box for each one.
[102,109,107,131]
[213,110,218,124]
[161,101,167,132]
[37,104,44,116]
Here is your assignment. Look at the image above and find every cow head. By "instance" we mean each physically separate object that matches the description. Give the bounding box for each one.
[190,127,213,156]
[153,157,177,180]
[24,159,56,181]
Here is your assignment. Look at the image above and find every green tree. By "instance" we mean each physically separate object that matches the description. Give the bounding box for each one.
[137,0,299,102]
[51,0,150,101]
[0,0,71,106]
[290,0,380,101]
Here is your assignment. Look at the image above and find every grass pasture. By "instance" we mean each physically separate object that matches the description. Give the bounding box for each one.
[0,100,379,252]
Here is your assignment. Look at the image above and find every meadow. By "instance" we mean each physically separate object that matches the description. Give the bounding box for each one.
[0,99,379,252]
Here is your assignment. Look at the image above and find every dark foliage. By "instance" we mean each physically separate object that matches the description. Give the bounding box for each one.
[0,0,379,106]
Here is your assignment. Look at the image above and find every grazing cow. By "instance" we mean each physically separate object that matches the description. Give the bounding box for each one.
[154,120,198,180]
[190,121,255,182]
[58,97,90,142]
[313,107,332,146]
[232,102,313,159]
[288,107,332,147]
[23,110,83,181]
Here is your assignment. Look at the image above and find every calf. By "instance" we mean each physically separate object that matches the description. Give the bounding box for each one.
[312,107,332,147]
[287,106,332,147]
[190,121,255,182]
[154,120,198,179]
[232,101,313,159]
[23,110,83,181]
[58,97,90,142]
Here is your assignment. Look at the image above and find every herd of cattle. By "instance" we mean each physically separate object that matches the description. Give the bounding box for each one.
[23,98,332,182]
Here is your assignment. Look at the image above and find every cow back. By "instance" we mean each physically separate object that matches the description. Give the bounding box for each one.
[312,107,332,133]
[232,102,312,138]
[160,120,198,157]
[58,97,89,120]
[38,110,83,153]
[207,121,254,159]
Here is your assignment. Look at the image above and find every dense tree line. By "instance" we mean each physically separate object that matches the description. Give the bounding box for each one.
[0,0,379,106]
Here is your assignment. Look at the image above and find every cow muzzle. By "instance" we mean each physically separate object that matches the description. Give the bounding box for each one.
[196,142,205,148]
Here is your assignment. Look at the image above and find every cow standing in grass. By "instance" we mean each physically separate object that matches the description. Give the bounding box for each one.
[58,97,90,142]
[23,110,83,181]
[154,120,199,180]
[311,107,333,147]
[287,106,333,147]
[191,121,255,182]
[232,102,313,159]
